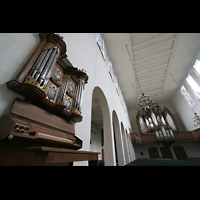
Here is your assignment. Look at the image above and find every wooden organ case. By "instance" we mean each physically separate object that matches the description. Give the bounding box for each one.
[0,33,99,166]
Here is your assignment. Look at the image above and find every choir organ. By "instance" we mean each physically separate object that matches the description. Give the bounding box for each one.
[0,33,99,166]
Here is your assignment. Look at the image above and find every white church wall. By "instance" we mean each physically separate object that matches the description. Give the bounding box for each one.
[171,47,200,131]
[60,33,133,165]
[0,33,40,117]
[0,33,134,166]
[90,122,102,160]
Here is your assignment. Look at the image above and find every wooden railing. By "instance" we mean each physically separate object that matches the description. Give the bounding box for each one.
[131,128,200,144]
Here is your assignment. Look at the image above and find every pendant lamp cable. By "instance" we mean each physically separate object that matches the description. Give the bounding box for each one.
[125,44,143,96]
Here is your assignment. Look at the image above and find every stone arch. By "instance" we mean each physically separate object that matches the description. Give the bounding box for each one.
[91,86,115,166]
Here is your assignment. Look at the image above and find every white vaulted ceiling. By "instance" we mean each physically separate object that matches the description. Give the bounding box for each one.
[104,33,200,111]
[130,33,177,97]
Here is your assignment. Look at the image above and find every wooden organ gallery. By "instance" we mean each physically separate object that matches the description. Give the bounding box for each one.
[0,33,100,166]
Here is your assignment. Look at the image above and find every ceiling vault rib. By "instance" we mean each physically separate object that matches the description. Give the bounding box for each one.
[134,55,171,68]
[136,63,169,74]
[131,33,173,49]
[132,37,177,55]
[137,74,166,83]
[136,68,167,78]
[136,83,164,90]
[132,49,173,64]
[136,77,165,86]
[136,89,162,96]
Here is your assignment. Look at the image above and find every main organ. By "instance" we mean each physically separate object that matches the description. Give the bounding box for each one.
[0,33,99,166]
[136,93,178,144]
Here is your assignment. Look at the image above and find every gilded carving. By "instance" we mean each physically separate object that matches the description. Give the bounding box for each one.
[78,78,85,85]
[71,107,81,115]
[64,96,72,112]
[53,67,62,82]
[62,74,71,82]
[78,69,86,73]
[56,98,64,106]
[23,75,46,91]
[46,83,57,102]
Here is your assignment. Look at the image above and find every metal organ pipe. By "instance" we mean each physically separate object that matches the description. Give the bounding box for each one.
[73,84,80,109]
[35,48,54,81]
[43,50,58,87]
[58,78,68,101]
[38,48,57,85]
[27,48,58,88]
[79,82,85,112]
[72,80,85,113]
[29,49,48,78]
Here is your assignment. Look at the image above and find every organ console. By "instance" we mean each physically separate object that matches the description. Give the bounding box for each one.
[0,33,99,166]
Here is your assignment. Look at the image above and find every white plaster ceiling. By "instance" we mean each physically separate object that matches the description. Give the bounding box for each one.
[103,33,200,111]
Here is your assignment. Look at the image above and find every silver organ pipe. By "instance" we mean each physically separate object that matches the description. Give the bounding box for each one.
[170,130,175,139]
[27,47,58,88]
[73,84,79,109]
[155,130,160,140]
[58,78,69,101]
[43,51,58,87]
[77,83,83,111]
[38,48,57,85]
[79,82,85,112]
[159,130,163,139]
[71,79,85,113]
[161,127,168,139]
[166,130,171,139]
[29,49,48,78]
[35,48,54,81]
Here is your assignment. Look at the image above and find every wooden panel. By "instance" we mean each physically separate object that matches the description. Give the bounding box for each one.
[26,146,100,166]
[160,147,173,159]
[11,98,75,134]
[173,146,187,159]
[148,147,159,158]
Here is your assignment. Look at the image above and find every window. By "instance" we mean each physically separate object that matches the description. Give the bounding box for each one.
[186,74,200,99]
[107,56,112,73]
[96,33,105,60]
[193,59,200,76]
[180,85,195,108]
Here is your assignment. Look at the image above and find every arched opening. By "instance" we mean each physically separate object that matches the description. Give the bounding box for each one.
[112,111,126,166]
[121,122,129,165]
[125,129,131,163]
[90,86,115,166]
